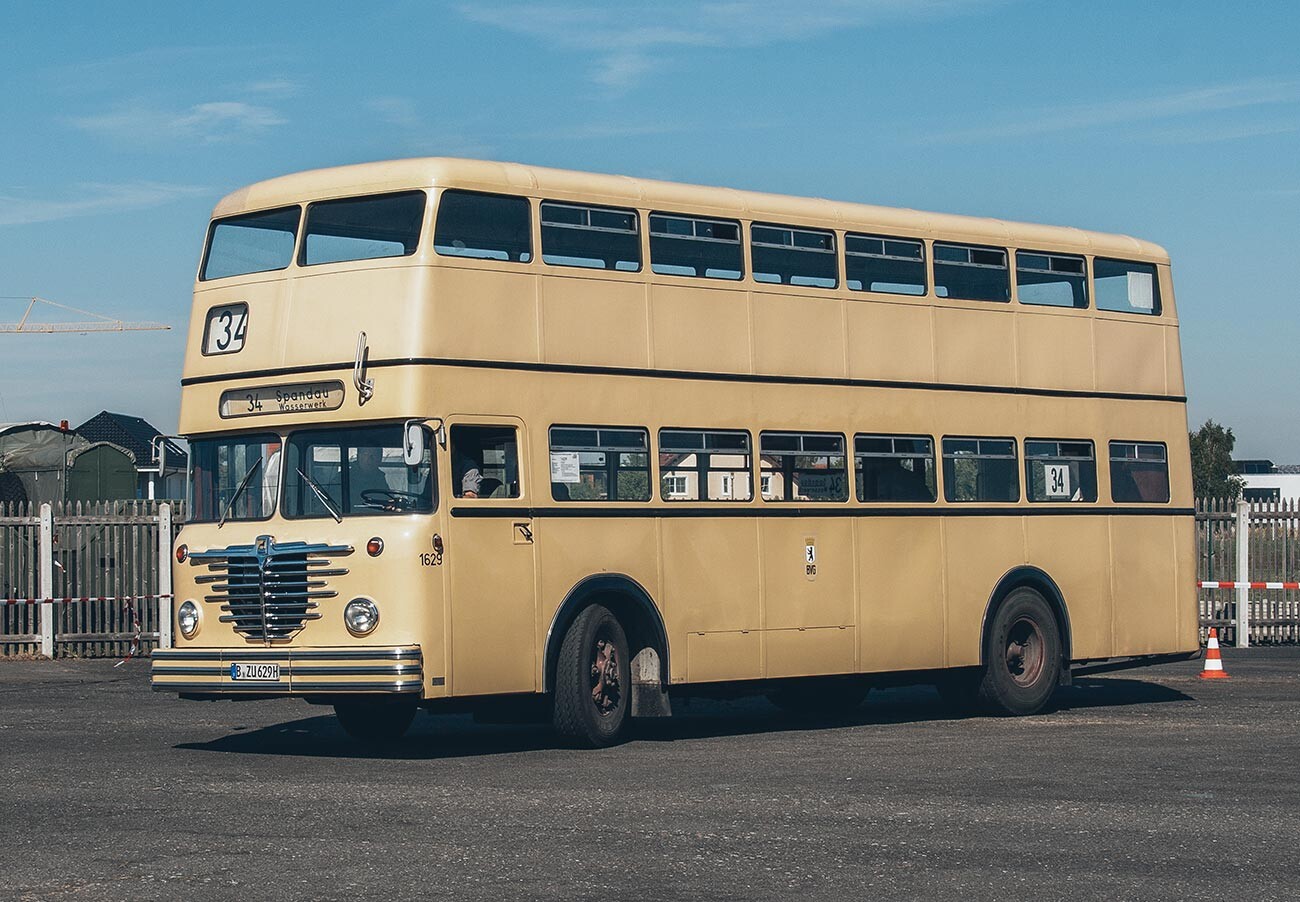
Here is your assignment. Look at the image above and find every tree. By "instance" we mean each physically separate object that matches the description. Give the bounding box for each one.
[1188,420,1245,501]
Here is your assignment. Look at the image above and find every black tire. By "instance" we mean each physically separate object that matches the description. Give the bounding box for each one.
[975,587,1062,716]
[334,697,417,741]
[767,677,869,715]
[552,604,630,748]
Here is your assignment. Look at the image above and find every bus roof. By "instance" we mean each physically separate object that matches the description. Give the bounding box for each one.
[213,157,1170,262]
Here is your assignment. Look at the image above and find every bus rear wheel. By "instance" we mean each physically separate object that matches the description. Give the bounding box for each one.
[334,697,417,741]
[976,587,1062,716]
[552,604,631,748]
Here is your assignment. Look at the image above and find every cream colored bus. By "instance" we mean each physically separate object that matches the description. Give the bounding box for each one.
[151,158,1199,746]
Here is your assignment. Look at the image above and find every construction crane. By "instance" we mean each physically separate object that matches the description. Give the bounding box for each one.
[0,296,169,334]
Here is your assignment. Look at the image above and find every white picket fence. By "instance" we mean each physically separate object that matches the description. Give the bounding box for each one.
[2,498,1296,657]
[1,501,178,657]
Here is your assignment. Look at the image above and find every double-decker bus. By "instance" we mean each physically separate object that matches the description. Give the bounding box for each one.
[151,158,1199,745]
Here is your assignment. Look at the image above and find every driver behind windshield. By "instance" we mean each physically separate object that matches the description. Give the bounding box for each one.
[349,444,399,510]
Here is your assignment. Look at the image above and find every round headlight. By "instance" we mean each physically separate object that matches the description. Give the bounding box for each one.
[177,600,200,638]
[344,598,380,636]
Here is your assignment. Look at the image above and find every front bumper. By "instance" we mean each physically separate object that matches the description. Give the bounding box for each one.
[151,645,423,695]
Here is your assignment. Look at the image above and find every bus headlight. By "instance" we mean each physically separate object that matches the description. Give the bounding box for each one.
[344,598,380,636]
[177,600,200,638]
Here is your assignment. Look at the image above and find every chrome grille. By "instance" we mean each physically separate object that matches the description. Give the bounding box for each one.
[191,537,352,641]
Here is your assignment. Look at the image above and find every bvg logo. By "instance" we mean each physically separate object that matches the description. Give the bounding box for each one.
[804,537,817,581]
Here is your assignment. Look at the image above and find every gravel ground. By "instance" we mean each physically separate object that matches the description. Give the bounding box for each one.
[1,649,1297,901]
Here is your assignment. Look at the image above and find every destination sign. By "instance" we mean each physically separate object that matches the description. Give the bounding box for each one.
[219,381,346,418]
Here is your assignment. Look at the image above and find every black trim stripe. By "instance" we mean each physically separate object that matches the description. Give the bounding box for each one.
[450,505,1196,519]
[180,355,1188,404]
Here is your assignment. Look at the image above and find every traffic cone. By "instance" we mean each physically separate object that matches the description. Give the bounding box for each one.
[1200,628,1230,679]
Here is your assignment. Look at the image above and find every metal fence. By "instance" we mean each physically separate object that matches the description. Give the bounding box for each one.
[1198,498,1300,647]
[1,501,180,657]
[2,498,1298,657]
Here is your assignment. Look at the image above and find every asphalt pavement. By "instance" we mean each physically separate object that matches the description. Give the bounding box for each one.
[1,649,1298,901]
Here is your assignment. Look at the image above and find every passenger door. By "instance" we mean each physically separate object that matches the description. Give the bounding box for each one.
[442,415,539,696]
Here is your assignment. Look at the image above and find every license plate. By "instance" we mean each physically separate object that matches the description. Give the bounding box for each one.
[230,662,281,682]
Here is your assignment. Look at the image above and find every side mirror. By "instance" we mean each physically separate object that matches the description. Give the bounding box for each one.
[403,422,426,466]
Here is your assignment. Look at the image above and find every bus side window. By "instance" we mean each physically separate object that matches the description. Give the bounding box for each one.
[450,425,521,499]
[1109,441,1169,503]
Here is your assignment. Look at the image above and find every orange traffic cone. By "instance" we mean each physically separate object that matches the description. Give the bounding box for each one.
[1200,628,1229,679]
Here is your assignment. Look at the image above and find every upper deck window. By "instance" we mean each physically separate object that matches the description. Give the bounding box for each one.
[933,242,1011,302]
[434,190,532,263]
[649,213,743,280]
[845,234,926,296]
[751,224,837,288]
[301,191,425,266]
[541,202,641,272]
[200,206,300,281]
[1016,251,1088,309]
[1095,258,1161,316]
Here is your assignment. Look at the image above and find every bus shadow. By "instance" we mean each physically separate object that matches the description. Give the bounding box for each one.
[175,676,1194,761]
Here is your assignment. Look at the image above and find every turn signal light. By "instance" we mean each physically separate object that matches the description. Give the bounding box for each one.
[366,537,384,557]
[432,534,444,555]
[175,544,188,564]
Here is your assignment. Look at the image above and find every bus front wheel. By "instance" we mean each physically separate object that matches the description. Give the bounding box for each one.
[552,604,631,747]
[976,587,1062,716]
[334,697,417,741]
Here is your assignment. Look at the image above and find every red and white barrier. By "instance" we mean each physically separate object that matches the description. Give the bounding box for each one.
[1198,581,1300,591]
[1,593,174,606]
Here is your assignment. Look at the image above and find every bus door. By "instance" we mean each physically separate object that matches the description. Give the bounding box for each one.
[441,415,538,696]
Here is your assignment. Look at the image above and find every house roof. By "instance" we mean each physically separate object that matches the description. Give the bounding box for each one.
[74,412,186,469]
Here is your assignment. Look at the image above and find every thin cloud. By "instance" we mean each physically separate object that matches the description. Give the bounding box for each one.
[1142,120,1300,145]
[452,0,1008,90]
[70,100,286,144]
[245,79,301,99]
[923,77,1300,143]
[0,182,209,227]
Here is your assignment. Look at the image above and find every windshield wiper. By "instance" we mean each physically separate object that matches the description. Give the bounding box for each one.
[296,467,343,523]
[218,457,263,528]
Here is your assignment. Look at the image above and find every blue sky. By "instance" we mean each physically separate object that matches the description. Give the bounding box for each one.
[1,1,1296,457]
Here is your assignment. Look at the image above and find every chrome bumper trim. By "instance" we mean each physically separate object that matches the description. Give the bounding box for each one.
[150,645,424,694]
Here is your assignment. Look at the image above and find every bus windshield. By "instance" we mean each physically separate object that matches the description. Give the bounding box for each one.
[283,424,434,518]
[189,434,282,523]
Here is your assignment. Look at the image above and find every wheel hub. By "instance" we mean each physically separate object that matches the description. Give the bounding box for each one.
[1005,616,1046,687]
[590,637,621,715]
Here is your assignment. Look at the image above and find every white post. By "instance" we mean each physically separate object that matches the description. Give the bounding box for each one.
[38,503,54,658]
[157,502,173,650]
[1235,499,1250,649]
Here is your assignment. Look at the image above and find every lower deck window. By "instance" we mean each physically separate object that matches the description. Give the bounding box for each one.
[659,429,753,501]
[760,432,848,502]
[1109,441,1169,503]
[942,437,1019,502]
[549,426,650,501]
[451,425,521,498]
[855,434,936,502]
[1025,439,1097,502]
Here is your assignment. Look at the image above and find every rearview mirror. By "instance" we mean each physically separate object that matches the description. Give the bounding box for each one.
[403,422,425,466]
